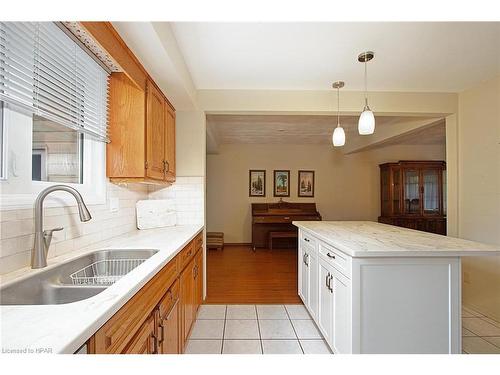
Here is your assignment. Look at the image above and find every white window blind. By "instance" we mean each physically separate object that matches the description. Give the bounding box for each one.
[0,22,109,142]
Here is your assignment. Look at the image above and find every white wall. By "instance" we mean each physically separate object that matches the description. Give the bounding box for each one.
[207,143,446,243]
[458,75,500,321]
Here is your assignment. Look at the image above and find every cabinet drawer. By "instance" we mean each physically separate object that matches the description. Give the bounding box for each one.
[159,279,179,319]
[93,258,178,354]
[319,242,350,278]
[300,230,317,248]
[194,232,203,250]
[179,241,196,270]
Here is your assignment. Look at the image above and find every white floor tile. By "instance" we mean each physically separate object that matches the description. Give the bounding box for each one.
[462,317,500,337]
[197,305,226,320]
[462,328,476,337]
[259,319,296,339]
[291,320,323,339]
[257,305,288,319]
[462,337,500,354]
[300,340,332,354]
[226,305,257,320]
[185,340,222,354]
[222,340,262,354]
[189,319,225,339]
[224,319,260,339]
[262,340,302,354]
[285,304,311,320]
[483,337,500,349]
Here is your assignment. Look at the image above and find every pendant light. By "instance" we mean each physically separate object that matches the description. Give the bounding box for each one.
[358,51,375,135]
[332,81,345,147]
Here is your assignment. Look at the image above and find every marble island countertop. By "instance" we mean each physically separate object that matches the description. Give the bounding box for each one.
[0,224,203,354]
[293,221,500,258]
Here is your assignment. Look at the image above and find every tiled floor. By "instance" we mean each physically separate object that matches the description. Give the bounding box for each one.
[186,304,500,354]
[462,306,500,354]
[185,304,331,354]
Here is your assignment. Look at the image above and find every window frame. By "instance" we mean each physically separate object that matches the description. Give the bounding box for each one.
[0,103,106,210]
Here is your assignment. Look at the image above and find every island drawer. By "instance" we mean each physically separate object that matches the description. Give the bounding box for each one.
[319,241,351,278]
[300,230,317,248]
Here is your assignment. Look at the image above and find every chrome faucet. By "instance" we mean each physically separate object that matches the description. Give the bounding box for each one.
[31,185,92,269]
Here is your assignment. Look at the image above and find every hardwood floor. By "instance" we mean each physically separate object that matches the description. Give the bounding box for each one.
[205,245,301,304]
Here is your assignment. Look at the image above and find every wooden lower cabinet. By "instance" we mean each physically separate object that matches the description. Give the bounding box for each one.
[179,248,203,351]
[88,232,203,354]
[123,315,156,354]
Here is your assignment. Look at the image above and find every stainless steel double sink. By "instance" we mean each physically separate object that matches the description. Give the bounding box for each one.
[0,249,158,306]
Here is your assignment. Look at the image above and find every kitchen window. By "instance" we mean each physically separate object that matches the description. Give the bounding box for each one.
[0,22,109,208]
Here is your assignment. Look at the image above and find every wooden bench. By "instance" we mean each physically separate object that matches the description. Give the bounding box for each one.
[207,232,224,251]
[268,231,298,250]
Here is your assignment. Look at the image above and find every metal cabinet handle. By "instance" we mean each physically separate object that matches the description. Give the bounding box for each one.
[304,238,310,242]
[328,275,334,293]
[326,273,330,289]
[327,252,336,259]
[305,253,309,266]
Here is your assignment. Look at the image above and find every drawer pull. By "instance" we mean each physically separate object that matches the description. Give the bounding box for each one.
[326,252,336,259]
[304,238,310,242]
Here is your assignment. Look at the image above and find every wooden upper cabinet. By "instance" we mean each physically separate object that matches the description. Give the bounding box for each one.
[164,105,176,182]
[106,75,176,185]
[146,80,166,180]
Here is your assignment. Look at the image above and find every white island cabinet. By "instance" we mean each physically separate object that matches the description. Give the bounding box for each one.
[294,221,500,354]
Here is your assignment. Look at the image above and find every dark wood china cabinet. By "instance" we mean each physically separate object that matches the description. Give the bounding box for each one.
[378,160,447,235]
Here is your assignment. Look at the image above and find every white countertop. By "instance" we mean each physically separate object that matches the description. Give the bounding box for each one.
[0,224,203,354]
[293,221,500,258]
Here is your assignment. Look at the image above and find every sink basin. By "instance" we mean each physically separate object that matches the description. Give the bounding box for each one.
[0,249,158,305]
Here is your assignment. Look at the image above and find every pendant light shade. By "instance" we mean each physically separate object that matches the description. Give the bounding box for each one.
[358,51,375,135]
[332,81,345,147]
[358,106,375,135]
[332,126,346,146]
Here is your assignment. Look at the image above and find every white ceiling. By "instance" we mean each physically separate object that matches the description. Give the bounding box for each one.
[171,22,500,92]
[206,114,444,146]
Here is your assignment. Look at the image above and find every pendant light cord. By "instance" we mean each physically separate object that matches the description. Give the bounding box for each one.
[364,52,368,107]
[337,86,340,128]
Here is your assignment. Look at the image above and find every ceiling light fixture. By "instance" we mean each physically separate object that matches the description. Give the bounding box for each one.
[332,81,346,147]
[358,51,375,135]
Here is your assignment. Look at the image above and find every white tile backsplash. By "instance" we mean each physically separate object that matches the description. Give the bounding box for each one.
[148,176,204,225]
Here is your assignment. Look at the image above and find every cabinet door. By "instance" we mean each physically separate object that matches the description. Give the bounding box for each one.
[318,258,333,346]
[180,257,196,343]
[331,268,351,354]
[422,169,441,215]
[146,81,166,180]
[160,300,180,354]
[308,250,319,320]
[299,246,309,306]
[164,105,176,182]
[403,169,421,215]
[194,250,203,313]
[122,314,156,354]
[298,243,307,302]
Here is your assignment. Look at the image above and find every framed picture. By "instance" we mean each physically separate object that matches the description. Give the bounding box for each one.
[273,170,290,197]
[298,170,315,197]
[249,170,266,197]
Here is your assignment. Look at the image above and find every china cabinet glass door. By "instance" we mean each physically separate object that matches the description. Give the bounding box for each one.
[403,169,420,214]
[393,168,401,214]
[423,169,440,215]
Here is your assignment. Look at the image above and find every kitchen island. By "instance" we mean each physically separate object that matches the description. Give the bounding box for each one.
[293,221,500,354]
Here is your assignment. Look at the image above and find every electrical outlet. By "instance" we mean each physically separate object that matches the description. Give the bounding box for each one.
[109,197,119,213]
[463,271,471,284]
